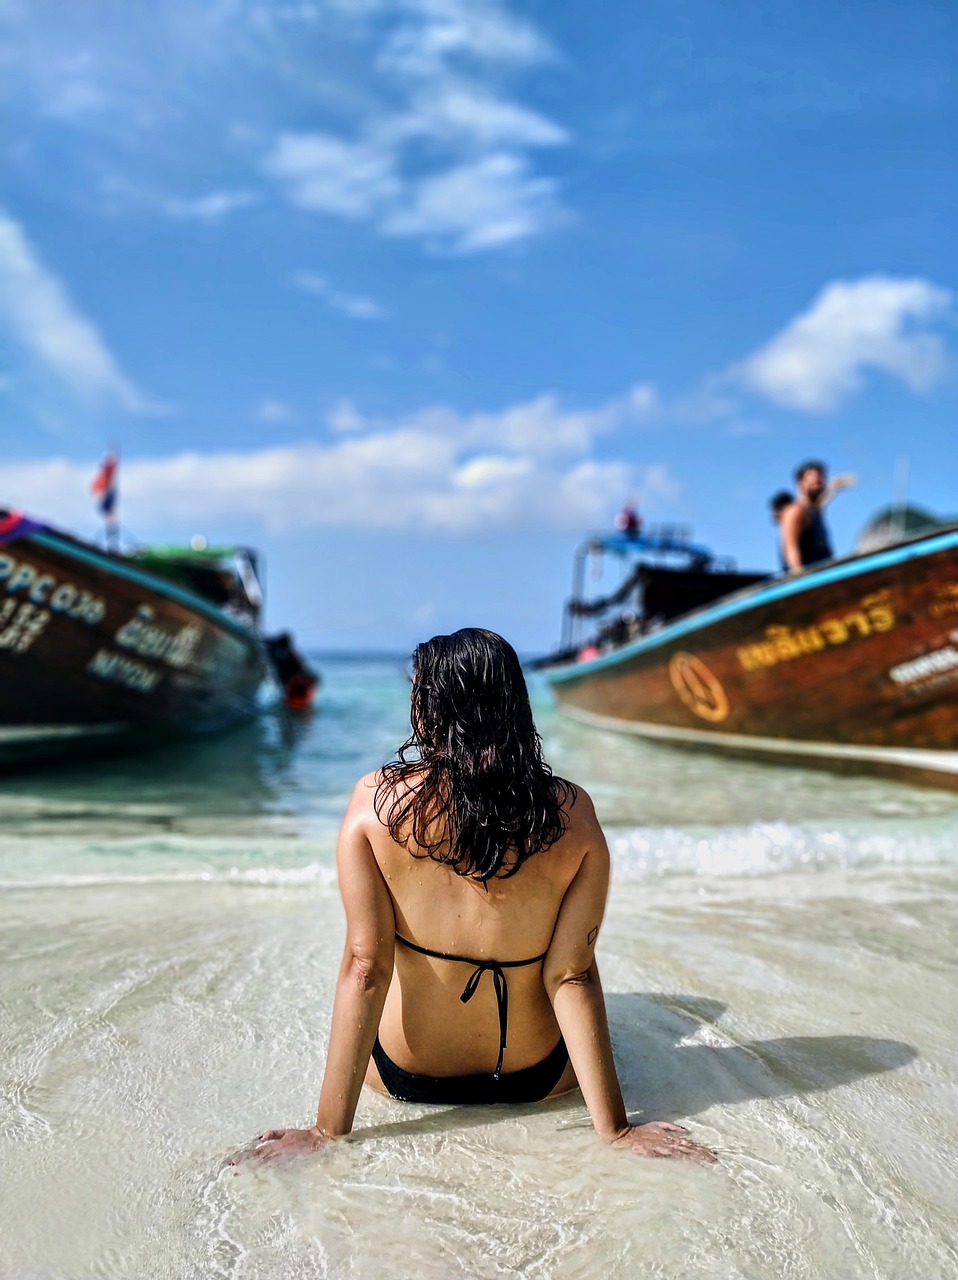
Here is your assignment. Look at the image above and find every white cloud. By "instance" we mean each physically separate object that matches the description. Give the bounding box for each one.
[383,151,560,251]
[736,275,953,412]
[461,391,621,457]
[0,207,156,412]
[265,128,563,253]
[4,1,567,253]
[96,177,259,225]
[161,190,259,222]
[258,3,567,252]
[389,82,568,149]
[378,0,555,75]
[5,385,679,537]
[264,133,400,218]
[2,443,625,537]
[293,271,387,320]
[322,382,650,460]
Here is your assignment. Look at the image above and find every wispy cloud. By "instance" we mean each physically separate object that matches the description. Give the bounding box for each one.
[260,2,568,252]
[160,190,259,223]
[3,0,569,254]
[264,134,400,219]
[382,152,562,252]
[98,176,259,224]
[386,82,568,150]
[735,276,953,412]
[293,271,387,320]
[323,382,653,460]
[0,207,157,412]
[376,0,555,74]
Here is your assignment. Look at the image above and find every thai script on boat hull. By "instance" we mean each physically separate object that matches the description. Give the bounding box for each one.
[930,583,958,618]
[737,591,896,672]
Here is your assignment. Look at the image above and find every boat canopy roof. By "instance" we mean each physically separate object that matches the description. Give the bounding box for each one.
[581,528,714,563]
[134,543,264,611]
[135,543,254,563]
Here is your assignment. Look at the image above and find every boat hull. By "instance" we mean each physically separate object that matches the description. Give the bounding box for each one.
[0,528,267,767]
[546,527,958,787]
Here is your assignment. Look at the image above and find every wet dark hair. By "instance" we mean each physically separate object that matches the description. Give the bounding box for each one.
[794,460,828,483]
[375,628,577,881]
[769,490,793,514]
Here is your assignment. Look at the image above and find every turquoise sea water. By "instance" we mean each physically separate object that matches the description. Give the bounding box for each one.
[2,655,957,1279]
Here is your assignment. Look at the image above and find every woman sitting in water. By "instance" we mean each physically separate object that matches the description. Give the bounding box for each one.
[244,628,715,1163]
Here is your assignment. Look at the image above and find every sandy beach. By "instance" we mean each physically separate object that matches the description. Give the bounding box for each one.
[2,659,957,1279]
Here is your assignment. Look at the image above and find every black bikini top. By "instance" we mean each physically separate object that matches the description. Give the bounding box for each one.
[394,933,548,1081]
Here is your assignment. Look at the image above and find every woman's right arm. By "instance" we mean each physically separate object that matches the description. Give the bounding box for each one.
[543,795,716,1161]
[238,778,395,1162]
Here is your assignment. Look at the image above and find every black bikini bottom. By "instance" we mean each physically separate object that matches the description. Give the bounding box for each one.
[372,1036,569,1105]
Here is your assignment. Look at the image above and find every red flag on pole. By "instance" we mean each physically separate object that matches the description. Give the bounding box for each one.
[91,453,119,518]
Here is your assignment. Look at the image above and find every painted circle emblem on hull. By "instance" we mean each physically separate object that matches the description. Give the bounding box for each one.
[668,651,730,723]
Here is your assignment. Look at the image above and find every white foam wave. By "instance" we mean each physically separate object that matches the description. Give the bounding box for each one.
[0,861,339,891]
[2,819,955,891]
[609,818,958,880]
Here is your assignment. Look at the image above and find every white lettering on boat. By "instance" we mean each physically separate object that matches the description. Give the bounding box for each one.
[0,599,51,653]
[0,554,105,624]
[888,646,958,686]
[87,648,162,694]
[115,605,202,669]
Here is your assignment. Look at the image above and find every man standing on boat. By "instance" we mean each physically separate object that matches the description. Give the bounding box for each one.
[779,461,856,571]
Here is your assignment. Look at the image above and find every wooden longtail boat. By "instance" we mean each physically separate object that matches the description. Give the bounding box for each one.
[0,513,269,768]
[540,521,958,788]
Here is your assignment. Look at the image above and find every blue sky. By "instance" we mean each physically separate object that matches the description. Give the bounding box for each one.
[2,0,955,651]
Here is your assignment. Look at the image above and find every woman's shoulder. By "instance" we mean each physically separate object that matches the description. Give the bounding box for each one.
[554,780,606,856]
[340,772,381,825]
[561,777,596,823]
[346,768,422,823]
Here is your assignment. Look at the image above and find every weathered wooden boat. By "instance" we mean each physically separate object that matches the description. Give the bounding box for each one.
[540,520,958,788]
[0,512,269,768]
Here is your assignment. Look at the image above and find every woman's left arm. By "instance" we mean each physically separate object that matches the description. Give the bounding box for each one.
[238,781,395,1162]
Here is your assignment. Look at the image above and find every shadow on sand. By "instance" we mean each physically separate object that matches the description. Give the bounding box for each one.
[607,992,916,1122]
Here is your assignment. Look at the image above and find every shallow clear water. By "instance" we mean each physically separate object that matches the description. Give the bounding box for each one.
[2,656,957,1279]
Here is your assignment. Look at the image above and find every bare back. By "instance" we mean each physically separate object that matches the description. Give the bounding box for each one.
[349,771,598,1084]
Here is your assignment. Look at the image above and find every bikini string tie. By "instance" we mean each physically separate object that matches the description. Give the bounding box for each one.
[459,962,509,1082]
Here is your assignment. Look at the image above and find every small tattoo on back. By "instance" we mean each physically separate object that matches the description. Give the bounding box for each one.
[587,926,598,945]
